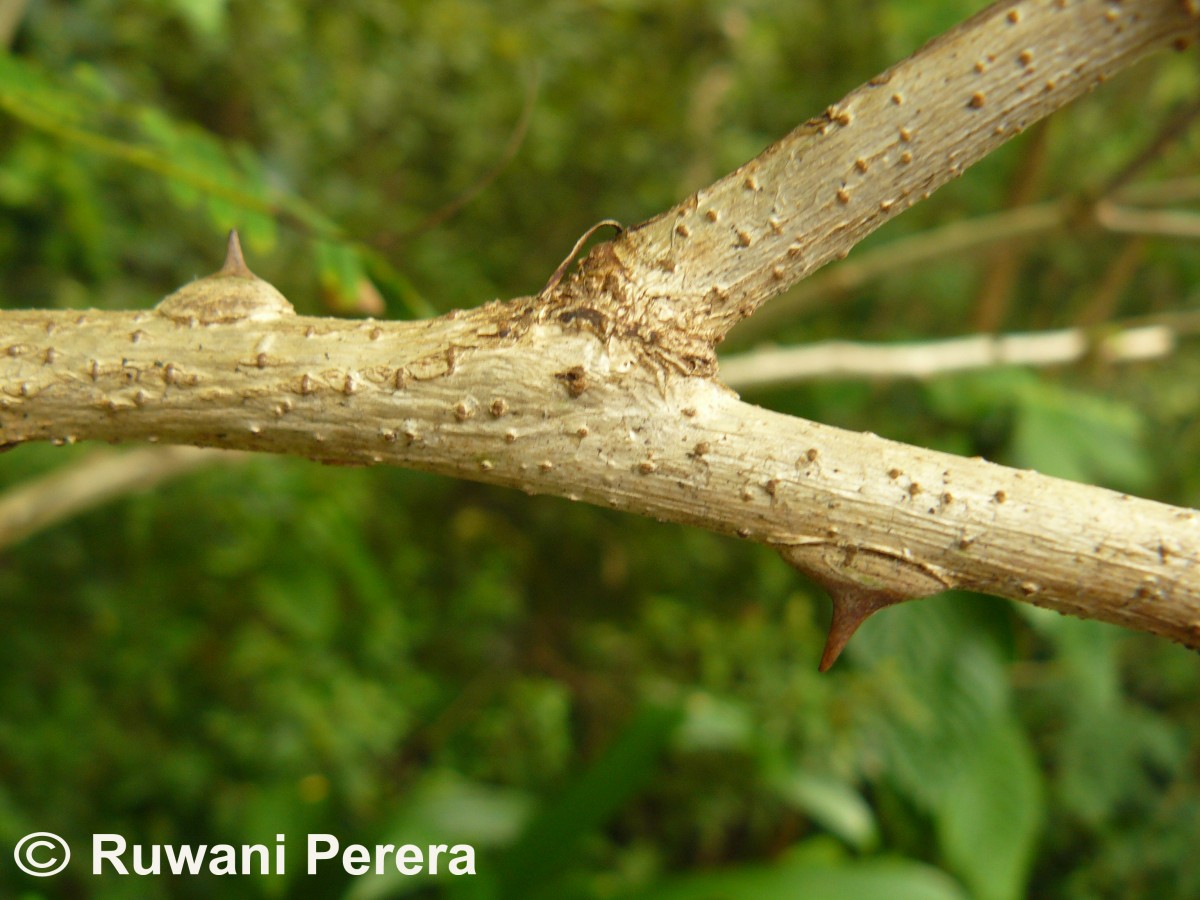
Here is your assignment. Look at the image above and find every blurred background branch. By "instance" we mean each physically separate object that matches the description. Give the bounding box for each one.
[720,318,1189,390]
[0,446,245,550]
[0,0,26,49]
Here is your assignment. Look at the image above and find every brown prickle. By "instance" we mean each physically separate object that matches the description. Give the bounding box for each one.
[818,586,905,672]
[219,229,254,278]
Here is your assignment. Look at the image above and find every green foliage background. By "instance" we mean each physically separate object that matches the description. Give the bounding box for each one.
[1,1,1199,897]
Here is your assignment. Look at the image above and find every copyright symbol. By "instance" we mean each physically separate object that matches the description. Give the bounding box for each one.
[13,832,70,877]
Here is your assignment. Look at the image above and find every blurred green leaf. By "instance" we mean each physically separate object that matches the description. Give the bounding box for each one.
[168,0,230,39]
[632,841,968,900]
[347,771,531,900]
[849,595,1044,897]
[495,702,685,898]
[316,238,369,313]
[771,771,879,852]
[674,692,754,753]
[0,50,438,317]
[0,55,277,228]
[923,369,1032,423]
[1017,611,1185,827]
[937,716,1043,900]
[924,370,1151,489]
[1009,382,1149,489]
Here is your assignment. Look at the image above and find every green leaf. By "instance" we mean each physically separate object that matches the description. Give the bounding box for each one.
[922,369,1033,423]
[1015,613,1185,825]
[923,369,1151,489]
[771,771,879,851]
[168,0,230,39]
[632,843,968,900]
[345,771,531,900]
[316,239,368,313]
[1009,380,1149,488]
[848,594,1043,898]
[936,716,1043,900]
[361,249,436,319]
[494,701,684,898]
[0,53,427,313]
[673,692,754,753]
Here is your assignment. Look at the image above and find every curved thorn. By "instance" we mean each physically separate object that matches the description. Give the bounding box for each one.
[540,219,625,296]
[818,587,902,672]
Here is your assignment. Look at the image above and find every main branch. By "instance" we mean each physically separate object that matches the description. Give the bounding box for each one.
[3,0,1199,668]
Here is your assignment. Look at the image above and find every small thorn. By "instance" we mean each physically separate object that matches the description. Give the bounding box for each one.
[818,587,902,672]
[540,219,624,296]
[219,229,254,278]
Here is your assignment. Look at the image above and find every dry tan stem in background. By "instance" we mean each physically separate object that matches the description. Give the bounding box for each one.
[3,0,1200,670]
[718,321,1182,389]
[0,446,245,548]
[0,0,28,49]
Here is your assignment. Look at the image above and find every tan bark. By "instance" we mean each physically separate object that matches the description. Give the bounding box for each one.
[3,0,1199,668]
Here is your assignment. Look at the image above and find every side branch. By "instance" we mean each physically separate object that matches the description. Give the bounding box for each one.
[561,0,1197,347]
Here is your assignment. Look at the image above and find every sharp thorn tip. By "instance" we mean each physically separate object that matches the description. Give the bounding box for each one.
[220,229,253,277]
[818,587,903,673]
